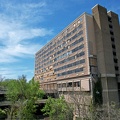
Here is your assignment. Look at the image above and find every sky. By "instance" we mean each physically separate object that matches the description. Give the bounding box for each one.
[0,0,120,81]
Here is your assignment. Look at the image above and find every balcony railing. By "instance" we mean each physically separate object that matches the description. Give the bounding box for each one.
[0,101,11,106]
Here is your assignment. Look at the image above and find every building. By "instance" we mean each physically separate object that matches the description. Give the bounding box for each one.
[35,4,120,104]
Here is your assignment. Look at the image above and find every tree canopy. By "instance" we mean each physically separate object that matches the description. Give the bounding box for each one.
[42,96,73,120]
[0,75,45,120]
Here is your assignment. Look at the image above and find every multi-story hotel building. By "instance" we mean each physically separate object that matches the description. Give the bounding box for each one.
[35,4,120,104]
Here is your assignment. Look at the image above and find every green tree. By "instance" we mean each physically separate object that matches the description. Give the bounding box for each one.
[3,75,44,120]
[0,108,6,119]
[42,96,73,120]
[93,78,103,105]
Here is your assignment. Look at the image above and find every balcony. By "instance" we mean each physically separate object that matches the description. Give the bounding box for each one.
[0,101,11,106]
[44,89,58,93]
[0,87,7,94]
[73,87,81,91]
[59,87,90,92]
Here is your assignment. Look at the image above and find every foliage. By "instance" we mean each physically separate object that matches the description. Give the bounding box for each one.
[69,91,120,120]
[93,78,103,105]
[0,75,45,120]
[93,103,120,120]
[0,108,6,119]
[42,96,73,120]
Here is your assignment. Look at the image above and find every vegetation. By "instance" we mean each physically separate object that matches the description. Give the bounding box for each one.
[42,92,120,120]
[42,96,73,120]
[0,108,6,119]
[93,78,103,105]
[0,75,45,120]
[1,75,120,120]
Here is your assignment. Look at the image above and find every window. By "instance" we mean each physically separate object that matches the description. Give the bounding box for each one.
[58,84,62,88]
[62,83,66,87]
[57,67,84,76]
[71,37,84,47]
[110,31,114,35]
[111,37,115,42]
[113,51,116,56]
[114,59,118,63]
[79,17,83,22]
[77,24,82,30]
[112,44,116,49]
[108,16,112,22]
[72,44,84,53]
[73,81,80,87]
[77,30,83,36]
[67,82,72,87]
[115,66,119,71]
[76,51,85,57]
[54,59,85,72]
[76,81,80,87]
[118,83,120,89]
[54,52,84,67]
[73,28,77,33]
[109,24,113,29]
[75,69,80,73]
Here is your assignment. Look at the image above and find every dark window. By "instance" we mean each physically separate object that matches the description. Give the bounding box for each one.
[108,16,112,22]
[75,68,84,73]
[76,81,80,87]
[66,33,71,38]
[115,66,119,71]
[77,24,82,30]
[54,59,85,72]
[68,71,71,74]
[112,44,116,49]
[67,82,72,87]
[72,44,84,53]
[72,28,77,33]
[77,30,83,36]
[113,51,116,56]
[118,83,120,89]
[114,59,118,63]
[111,37,115,42]
[54,52,84,67]
[116,74,119,77]
[57,67,83,76]
[74,81,80,87]
[71,37,84,47]
[75,68,80,73]
[109,24,113,29]
[80,59,85,63]
[110,31,114,35]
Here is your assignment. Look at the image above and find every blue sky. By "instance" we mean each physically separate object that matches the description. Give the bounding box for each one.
[0,0,120,80]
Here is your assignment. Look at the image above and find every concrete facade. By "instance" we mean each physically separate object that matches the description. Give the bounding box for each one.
[92,5,120,104]
[35,4,120,104]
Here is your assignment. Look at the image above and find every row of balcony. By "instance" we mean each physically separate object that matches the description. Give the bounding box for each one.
[43,86,90,94]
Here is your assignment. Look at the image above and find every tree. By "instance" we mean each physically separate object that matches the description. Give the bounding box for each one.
[0,108,6,119]
[68,91,120,120]
[42,96,73,120]
[3,75,44,120]
[93,78,103,105]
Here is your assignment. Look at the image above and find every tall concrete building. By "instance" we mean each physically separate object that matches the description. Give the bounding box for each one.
[35,4,120,104]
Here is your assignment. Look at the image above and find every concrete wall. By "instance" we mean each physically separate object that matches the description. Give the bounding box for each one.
[92,4,119,104]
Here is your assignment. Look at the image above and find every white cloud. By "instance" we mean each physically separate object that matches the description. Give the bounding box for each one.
[0,54,18,63]
[0,67,33,80]
[0,0,53,63]
[23,2,47,9]
[0,1,51,23]
[0,44,41,58]
[8,28,52,44]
